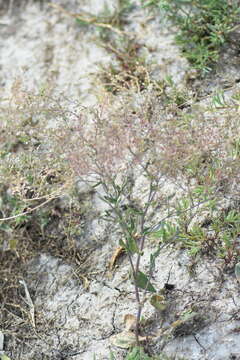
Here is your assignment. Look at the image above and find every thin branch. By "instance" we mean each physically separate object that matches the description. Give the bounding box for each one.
[0,184,68,221]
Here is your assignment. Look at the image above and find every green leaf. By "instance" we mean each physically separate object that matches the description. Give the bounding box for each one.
[103,196,118,204]
[143,226,151,235]
[225,210,240,223]
[212,90,226,107]
[120,236,140,255]
[0,355,12,360]
[135,271,156,293]
[151,222,178,242]
[119,238,127,250]
[149,243,162,273]
[129,207,143,215]
[127,236,140,254]
[125,346,152,360]
[109,350,116,360]
[76,18,90,27]
[129,217,136,232]
[92,181,102,188]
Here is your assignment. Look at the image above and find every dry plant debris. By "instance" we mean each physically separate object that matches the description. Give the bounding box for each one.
[110,314,147,349]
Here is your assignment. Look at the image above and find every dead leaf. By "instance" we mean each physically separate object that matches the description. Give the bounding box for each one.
[109,246,125,270]
[150,294,167,311]
[19,280,35,328]
[124,314,137,331]
[78,274,89,290]
[110,330,146,349]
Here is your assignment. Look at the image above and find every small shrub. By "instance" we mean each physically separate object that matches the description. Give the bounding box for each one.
[55,87,240,343]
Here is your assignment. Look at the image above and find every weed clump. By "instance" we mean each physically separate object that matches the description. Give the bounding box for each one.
[142,0,240,74]
[1,75,240,352]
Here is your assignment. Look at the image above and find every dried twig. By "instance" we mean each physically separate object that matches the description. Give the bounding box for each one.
[19,280,35,328]
[49,3,128,36]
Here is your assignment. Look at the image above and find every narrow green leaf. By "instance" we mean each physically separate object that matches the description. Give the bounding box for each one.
[150,243,162,272]
[103,196,118,204]
[76,18,89,27]
[135,271,156,293]
[92,181,102,188]
[129,207,143,215]
[129,217,135,232]
[143,226,151,235]
[166,192,176,201]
